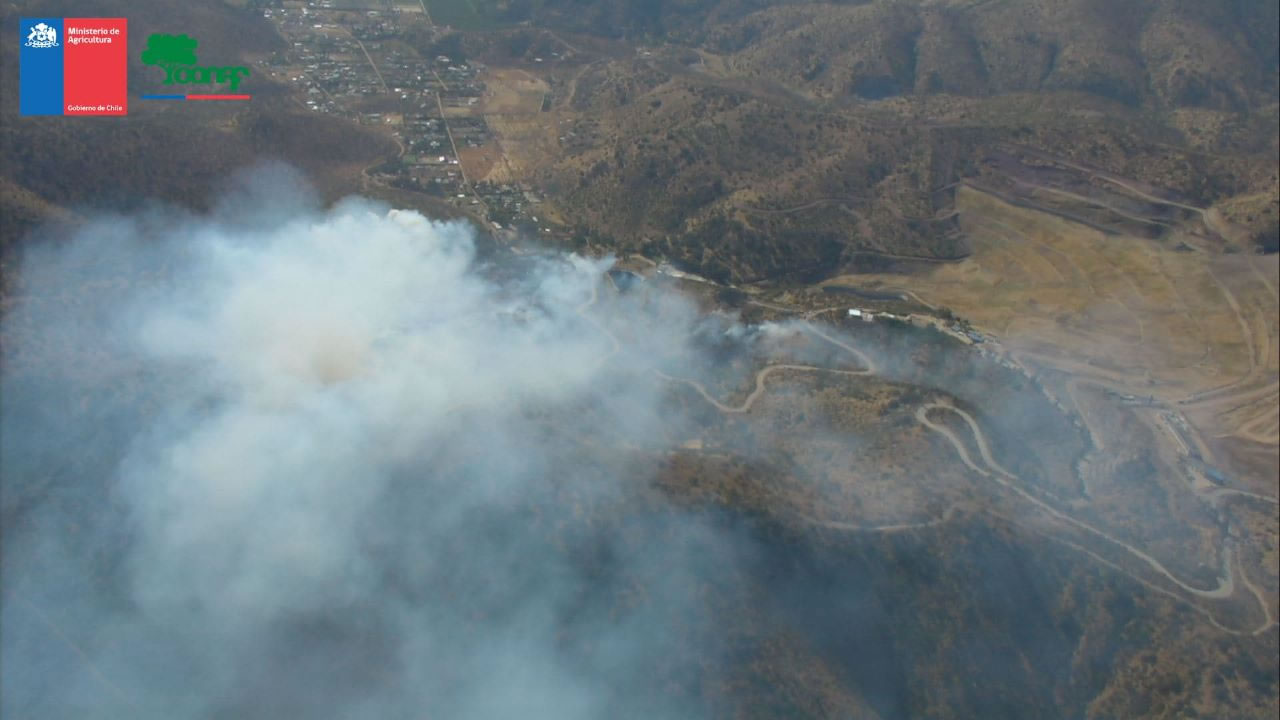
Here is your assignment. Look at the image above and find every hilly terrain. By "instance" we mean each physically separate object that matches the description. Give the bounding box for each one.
[2,1,1277,718]
[443,0,1278,282]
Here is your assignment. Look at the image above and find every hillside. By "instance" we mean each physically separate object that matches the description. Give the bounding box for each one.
[479,0,1278,102]
[2,2,1277,718]
[509,61,1275,281]
[703,0,1279,110]
[459,0,1278,282]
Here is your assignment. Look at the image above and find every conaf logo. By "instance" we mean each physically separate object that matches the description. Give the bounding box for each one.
[141,33,250,92]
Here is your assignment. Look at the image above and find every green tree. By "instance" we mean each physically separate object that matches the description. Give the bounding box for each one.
[141,34,199,84]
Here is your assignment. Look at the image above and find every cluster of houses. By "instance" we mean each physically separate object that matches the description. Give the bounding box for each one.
[473,182,544,228]
[266,5,486,114]
[262,0,558,233]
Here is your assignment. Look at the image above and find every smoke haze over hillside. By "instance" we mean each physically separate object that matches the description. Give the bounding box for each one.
[6,164,1268,720]
[0,167,768,719]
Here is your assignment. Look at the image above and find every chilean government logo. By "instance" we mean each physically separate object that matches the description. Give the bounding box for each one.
[24,22,58,48]
[20,17,127,116]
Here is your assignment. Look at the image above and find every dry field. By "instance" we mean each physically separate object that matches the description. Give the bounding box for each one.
[847,185,1279,486]
[476,115,550,182]
[472,69,561,183]
[456,145,504,182]
[481,68,549,115]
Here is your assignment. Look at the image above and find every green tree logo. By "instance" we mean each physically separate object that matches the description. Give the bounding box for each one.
[141,34,199,84]
[140,32,251,92]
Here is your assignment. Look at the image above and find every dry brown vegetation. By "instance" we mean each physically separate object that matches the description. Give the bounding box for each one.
[847,185,1278,458]
[3,1,1277,716]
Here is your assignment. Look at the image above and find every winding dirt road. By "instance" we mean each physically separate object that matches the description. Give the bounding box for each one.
[917,403,1236,600]
[582,274,1275,635]
[655,363,870,414]
[654,319,876,413]
[918,401,1279,635]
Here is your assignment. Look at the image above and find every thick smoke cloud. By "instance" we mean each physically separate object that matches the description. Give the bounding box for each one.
[0,169,760,719]
[6,167,1215,720]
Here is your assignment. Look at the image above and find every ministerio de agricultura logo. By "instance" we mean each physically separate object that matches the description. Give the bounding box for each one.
[20,17,127,115]
[19,22,253,114]
[25,22,59,48]
[141,33,252,100]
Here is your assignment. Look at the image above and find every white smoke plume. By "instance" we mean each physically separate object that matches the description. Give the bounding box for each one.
[0,168,757,719]
[5,167,1190,720]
